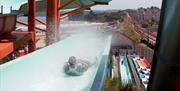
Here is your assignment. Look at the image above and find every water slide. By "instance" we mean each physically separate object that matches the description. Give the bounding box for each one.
[131,56,151,89]
[127,56,141,85]
[111,68,114,79]
[0,31,112,91]
[119,56,132,85]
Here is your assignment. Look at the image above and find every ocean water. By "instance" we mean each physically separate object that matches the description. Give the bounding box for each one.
[0,21,112,91]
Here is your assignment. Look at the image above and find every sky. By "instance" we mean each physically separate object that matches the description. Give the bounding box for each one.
[92,0,162,10]
[0,0,36,13]
[0,0,162,13]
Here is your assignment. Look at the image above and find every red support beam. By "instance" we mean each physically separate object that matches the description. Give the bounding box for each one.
[57,0,61,40]
[36,18,46,26]
[28,0,36,52]
[0,42,13,59]
[17,21,46,32]
[0,32,32,59]
[46,0,59,45]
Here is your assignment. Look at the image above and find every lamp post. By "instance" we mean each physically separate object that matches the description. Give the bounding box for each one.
[1,5,3,14]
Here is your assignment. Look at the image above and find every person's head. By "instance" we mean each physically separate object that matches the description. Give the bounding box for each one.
[68,56,76,66]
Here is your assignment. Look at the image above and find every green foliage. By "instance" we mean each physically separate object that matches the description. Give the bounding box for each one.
[0,55,11,64]
[85,11,126,22]
[121,84,145,91]
[121,21,141,43]
[86,11,142,43]
[104,77,145,91]
[104,77,121,91]
[138,18,159,29]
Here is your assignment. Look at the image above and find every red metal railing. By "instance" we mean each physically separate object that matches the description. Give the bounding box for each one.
[17,21,45,31]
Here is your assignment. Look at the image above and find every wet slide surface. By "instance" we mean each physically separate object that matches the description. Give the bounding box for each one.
[0,32,112,91]
[119,56,132,85]
[127,56,141,85]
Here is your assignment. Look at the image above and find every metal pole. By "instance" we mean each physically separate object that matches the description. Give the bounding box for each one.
[1,5,3,14]
[17,21,45,31]
[147,0,180,91]
[28,0,36,52]
[10,6,12,14]
[148,28,150,43]
[174,69,180,91]
[57,0,60,40]
[46,0,58,45]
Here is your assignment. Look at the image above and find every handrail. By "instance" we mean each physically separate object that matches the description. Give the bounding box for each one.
[17,21,46,32]
[91,36,112,91]
[35,18,46,26]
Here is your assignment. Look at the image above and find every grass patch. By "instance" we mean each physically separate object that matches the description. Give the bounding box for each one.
[104,77,145,91]
[120,21,141,43]
[104,77,121,91]
[0,55,11,65]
